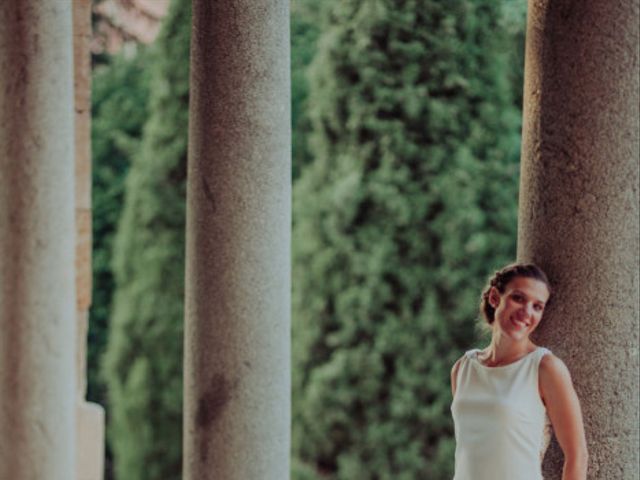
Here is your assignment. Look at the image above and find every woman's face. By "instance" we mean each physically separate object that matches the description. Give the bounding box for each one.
[490,276,550,341]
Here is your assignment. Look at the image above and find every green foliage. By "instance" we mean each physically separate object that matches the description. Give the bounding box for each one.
[102,0,191,478]
[291,0,322,180]
[292,1,522,478]
[500,0,528,109]
[90,50,151,480]
[90,49,151,408]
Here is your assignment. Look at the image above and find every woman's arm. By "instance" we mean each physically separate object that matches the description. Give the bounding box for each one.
[539,354,589,480]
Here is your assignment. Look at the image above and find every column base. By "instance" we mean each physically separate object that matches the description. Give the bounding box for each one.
[77,400,105,480]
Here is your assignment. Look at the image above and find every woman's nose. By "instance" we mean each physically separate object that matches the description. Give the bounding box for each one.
[518,304,533,318]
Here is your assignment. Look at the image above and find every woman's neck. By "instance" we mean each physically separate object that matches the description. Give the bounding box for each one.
[481,334,536,366]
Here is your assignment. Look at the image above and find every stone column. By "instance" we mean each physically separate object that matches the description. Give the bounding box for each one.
[518,1,639,478]
[73,1,105,479]
[183,2,291,479]
[0,2,77,479]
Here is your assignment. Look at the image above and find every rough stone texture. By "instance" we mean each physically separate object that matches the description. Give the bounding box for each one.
[183,2,291,479]
[76,209,92,313]
[74,0,91,214]
[74,0,92,313]
[518,1,639,478]
[0,2,77,479]
[74,2,105,479]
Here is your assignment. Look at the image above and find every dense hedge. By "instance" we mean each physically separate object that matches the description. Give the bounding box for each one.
[292,0,322,180]
[291,1,522,478]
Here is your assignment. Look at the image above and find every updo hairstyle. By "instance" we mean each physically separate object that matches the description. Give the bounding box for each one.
[479,263,551,325]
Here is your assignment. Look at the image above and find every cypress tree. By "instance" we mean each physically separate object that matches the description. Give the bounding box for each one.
[102,0,190,478]
[90,51,151,407]
[292,1,521,478]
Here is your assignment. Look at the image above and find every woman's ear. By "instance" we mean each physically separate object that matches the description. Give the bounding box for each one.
[488,287,501,309]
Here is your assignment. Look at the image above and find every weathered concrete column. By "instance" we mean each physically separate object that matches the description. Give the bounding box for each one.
[0,2,77,479]
[73,1,105,479]
[183,2,291,479]
[518,1,639,478]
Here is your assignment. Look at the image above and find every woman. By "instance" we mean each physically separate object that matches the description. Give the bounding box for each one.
[450,263,588,480]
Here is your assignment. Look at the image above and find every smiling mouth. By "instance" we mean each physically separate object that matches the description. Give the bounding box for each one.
[511,317,530,329]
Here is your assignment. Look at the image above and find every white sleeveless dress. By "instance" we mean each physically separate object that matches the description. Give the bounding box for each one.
[450,347,553,480]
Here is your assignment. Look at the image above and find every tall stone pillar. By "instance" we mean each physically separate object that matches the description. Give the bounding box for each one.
[73,1,105,479]
[518,1,639,478]
[0,2,77,479]
[183,2,291,479]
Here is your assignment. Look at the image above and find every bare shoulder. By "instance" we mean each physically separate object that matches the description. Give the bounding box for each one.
[539,353,575,401]
[539,353,572,380]
[451,355,465,377]
[451,355,465,396]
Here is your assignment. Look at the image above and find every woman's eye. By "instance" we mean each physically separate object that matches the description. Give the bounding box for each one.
[534,304,544,312]
[512,294,523,302]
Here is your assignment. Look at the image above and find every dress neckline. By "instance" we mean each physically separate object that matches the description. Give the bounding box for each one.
[471,346,540,370]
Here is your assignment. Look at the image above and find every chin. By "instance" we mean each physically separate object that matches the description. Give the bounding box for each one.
[511,331,530,341]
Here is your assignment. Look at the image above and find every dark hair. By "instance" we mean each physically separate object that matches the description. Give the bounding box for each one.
[480,263,551,325]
